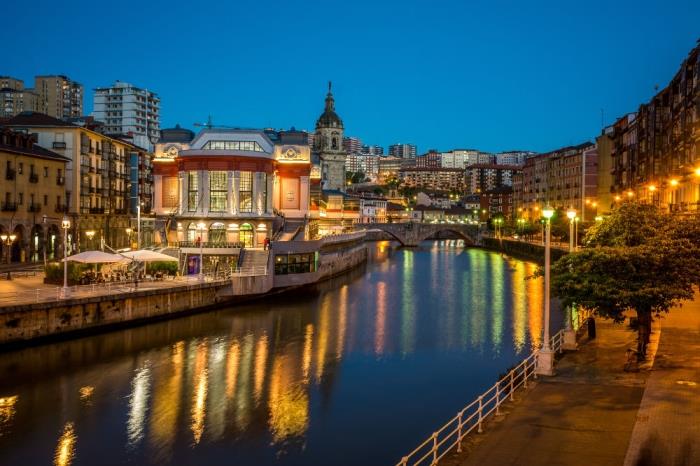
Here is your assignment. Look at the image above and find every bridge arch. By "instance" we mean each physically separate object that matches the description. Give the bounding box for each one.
[362,223,480,247]
[417,227,477,245]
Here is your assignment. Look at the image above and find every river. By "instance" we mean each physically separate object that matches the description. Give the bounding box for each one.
[0,240,560,466]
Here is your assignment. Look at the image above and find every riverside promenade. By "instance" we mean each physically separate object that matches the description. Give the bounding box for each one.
[441,298,700,466]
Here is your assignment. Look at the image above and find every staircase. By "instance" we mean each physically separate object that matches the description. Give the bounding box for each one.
[238,249,269,274]
[277,218,306,241]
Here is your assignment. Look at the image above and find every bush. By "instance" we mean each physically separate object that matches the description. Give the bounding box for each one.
[147,261,178,275]
[44,262,90,285]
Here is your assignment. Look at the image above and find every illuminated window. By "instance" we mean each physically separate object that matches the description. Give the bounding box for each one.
[209,171,227,212]
[203,140,265,152]
[187,171,198,211]
[239,171,253,213]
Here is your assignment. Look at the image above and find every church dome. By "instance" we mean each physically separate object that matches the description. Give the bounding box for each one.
[315,82,343,129]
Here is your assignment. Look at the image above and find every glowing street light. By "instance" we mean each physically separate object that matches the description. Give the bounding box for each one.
[61,217,71,298]
[0,233,17,266]
[537,205,555,376]
[566,209,576,252]
[85,230,96,250]
[670,179,679,187]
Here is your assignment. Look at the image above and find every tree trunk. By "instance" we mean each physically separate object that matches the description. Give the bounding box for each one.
[636,307,652,360]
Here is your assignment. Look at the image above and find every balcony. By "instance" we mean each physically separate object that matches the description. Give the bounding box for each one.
[1,202,17,212]
[55,204,68,213]
[89,187,96,194]
[89,207,105,214]
[52,141,67,150]
[29,173,39,183]
[114,208,127,215]
[28,203,41,213]
[5,169,15,180]
[57,176,65,186]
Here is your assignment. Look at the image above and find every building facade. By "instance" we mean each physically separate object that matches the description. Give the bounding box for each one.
[0,77,39,118]
[152,127,311,249]
[93,81,161,151]
[388,143,417,159]
[465,163,520,195]
[415,150,442,168]
[399,167,466,192]
[519,143,598,220]
[598,44,699,214]
[34,75,83,120]
[3,112,153,250]
[0,128,70,263]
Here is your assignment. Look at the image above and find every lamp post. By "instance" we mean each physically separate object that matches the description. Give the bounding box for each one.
[125,227,133,249]
[85,230,96,250]
[197,222,206,281]
[537,205,555,376]
[137,203,142,250]
[566,209,576,252]
[61,217,70,299]
[1,234,16,265]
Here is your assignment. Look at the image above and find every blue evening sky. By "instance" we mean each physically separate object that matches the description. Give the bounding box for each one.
[2,0,698,153]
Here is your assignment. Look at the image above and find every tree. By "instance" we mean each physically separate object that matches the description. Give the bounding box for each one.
[548,203,700,359]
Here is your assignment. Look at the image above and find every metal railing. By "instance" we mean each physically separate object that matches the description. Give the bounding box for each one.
[0,266,271,306]
[396,309,592,466]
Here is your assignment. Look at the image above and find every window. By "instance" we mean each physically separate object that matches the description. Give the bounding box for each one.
[43,195,48,206]
[239,171,253,213]
[203,140,265,152]
[209,222,226,244]
[274,253,317,275]
[187,171,199,211]
[18,193,23,205]
[18,163,23,174]
[43,167,48,177]
[209,171,227,212]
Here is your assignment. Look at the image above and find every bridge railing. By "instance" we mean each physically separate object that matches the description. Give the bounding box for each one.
[395,327,569,466]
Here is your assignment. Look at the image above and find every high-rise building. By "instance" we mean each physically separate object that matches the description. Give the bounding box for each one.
[92,81,161,151]
[389,143,417,159]
[440,149,493,169]
[34,75,83,120]
[0,76,39,118]
[343,136,362,155]
[495,150,534,166]
[415,150,442,168]
[361,144,383,156]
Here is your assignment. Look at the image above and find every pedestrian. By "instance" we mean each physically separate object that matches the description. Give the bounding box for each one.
[264,237,270,250]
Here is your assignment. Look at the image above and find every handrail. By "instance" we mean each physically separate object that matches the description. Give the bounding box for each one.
[395,325,576,466]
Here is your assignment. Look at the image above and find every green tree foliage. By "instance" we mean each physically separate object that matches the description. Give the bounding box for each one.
[549,203,700,358]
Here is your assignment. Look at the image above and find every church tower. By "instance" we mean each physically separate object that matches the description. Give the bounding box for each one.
[314,82,347,191]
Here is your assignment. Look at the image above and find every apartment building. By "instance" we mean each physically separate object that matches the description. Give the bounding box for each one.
[398,167,466,192]
[0,128,70,263]
[93,81,161,151]
[34,75,83,120]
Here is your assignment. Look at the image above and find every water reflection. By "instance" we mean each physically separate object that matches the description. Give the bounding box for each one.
[54,422,77,466]
[0,241,556,466]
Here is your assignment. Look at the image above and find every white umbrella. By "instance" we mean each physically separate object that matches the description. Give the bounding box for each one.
[63,251,127,264]
[119,250,178,262]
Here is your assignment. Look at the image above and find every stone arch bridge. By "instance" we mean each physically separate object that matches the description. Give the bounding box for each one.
[360,222,481,247]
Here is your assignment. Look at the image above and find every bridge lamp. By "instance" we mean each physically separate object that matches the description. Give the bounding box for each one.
[566,209,576,253]
[61,217,71,298]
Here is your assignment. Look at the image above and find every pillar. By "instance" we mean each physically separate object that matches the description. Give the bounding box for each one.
[266,173,274,214]
[232,171,240,215]
[227,171,234,214]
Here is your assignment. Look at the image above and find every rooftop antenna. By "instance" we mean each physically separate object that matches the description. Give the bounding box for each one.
[193,115,238,130]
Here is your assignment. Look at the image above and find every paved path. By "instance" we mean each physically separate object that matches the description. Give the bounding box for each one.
[623,300,700,466]
[443,319,649,466]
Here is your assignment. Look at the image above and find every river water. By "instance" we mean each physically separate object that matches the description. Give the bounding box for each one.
[0,240,560,466]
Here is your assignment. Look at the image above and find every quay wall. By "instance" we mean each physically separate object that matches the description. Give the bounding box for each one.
[0,281,230,347]
[0,235,368,347]
[480,237,568,263]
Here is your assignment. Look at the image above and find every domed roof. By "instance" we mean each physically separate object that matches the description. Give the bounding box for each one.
[159,124,195,143]
[315,82,343,129]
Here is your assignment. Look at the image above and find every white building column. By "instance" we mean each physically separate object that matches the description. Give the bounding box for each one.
[232,171,240,216]
[266,173,274,214]
[254,173,263,215]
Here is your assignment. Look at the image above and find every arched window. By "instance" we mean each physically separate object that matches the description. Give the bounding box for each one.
[239,223,254,248]
[332,137,338,150]
[186,223,198,242]
[209,222,226,244]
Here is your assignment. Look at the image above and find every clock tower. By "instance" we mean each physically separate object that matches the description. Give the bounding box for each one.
[314,82,347,192]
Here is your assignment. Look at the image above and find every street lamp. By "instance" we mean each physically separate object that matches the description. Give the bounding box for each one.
[197,222,206,281]
[85,230,96,250]
[566,209,576,252]
[125,227,133,249]
[537,205,555,376]
[61,217,70,299]
[0,233,17,266]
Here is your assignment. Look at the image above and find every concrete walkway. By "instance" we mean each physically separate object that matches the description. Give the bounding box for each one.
[444,319,649,466]
[623,301,700,466]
